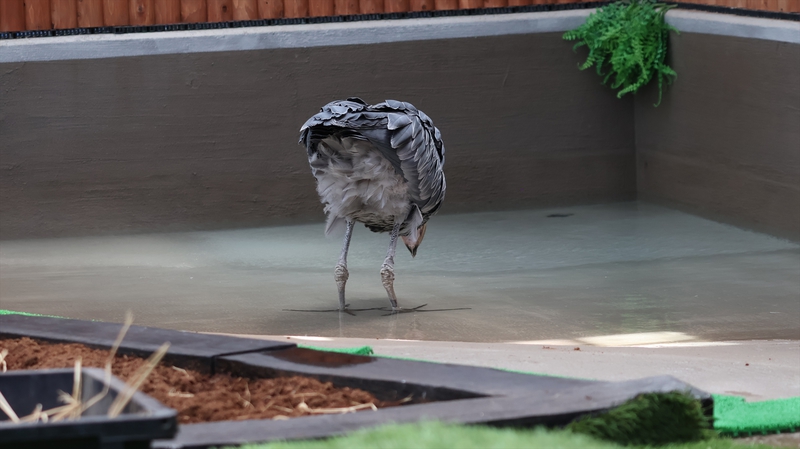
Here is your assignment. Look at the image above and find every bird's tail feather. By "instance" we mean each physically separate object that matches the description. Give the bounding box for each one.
[403,205,424,246]
[325,215,347,238]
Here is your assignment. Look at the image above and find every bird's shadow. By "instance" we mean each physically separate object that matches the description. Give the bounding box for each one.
[283,303,470,317]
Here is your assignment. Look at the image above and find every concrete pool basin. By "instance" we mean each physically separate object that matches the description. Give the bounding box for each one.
[0,8,797,407]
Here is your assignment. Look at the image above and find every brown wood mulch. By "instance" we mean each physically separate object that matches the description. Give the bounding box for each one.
[0,337,392,424]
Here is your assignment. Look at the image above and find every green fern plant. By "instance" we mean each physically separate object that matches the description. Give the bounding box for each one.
[563,0,678,106]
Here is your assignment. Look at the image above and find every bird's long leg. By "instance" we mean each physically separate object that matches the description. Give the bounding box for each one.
[334,220,354,311]
[380,221,402,310]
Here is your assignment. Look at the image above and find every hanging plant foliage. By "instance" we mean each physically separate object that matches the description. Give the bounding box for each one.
[564,0,678,106]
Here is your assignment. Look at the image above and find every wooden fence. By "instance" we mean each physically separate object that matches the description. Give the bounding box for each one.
[0,0,797,32]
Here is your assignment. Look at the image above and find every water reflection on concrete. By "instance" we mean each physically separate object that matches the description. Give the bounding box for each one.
[1,202,798,342]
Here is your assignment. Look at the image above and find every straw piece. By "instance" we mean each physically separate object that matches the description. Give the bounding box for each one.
[50,358,83,422]
[70,357,83,420]
[172,366,194,380]
[0,349,8,372]
[19,404,45,423]
[261,399,276,412]
[167,388,194,398]
[107,342,170,418]
[81,311,134,413]
[296,401,377,414]
[71,357,82,402]
[107,311,134,367]
[0,390,20,423]
[41,403,71,418]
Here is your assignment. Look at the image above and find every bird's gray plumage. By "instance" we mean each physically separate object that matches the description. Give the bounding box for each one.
[299,98,445,311]
[299,98,446,238]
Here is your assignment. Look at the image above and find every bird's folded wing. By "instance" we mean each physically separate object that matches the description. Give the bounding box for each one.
[360,102,446,217]
[299,99,446,218]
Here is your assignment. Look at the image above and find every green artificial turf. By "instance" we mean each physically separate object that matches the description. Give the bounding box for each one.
[713,394,800,436]
[234,422,782,449]
[567,391,711,445]
[240,423,624,449]
[0,309,63,318]
[296,344,374,356]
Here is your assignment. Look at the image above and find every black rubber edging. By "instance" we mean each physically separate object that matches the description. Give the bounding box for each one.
[1,1,794,41]
[156,375,713,448]
[0,314,713,448]
[0,314,294,375]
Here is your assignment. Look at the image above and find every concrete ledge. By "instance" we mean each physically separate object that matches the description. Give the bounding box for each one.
[2,9,798,64]
[260,334,800,401]
[0,10,592,63]
[666,10,800,44]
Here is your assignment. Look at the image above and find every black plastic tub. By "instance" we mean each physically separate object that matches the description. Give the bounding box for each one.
[0,367,177,449]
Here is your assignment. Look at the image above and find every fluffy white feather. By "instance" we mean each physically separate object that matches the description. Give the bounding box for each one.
[312,136,411,236]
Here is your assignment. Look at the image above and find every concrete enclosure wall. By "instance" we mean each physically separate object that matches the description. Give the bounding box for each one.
[1,11,799,241]
[635,30,800,241]
[0,20,636,239]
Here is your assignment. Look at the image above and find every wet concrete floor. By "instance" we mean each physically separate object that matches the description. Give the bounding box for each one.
[1,202,798,343]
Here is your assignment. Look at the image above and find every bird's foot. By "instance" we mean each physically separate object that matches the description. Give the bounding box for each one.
[335,263,349,310]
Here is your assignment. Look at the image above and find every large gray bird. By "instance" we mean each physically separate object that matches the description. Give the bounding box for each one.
[299,98,446,312]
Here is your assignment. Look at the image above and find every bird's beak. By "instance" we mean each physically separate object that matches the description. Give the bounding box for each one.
[401,224,427,258]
